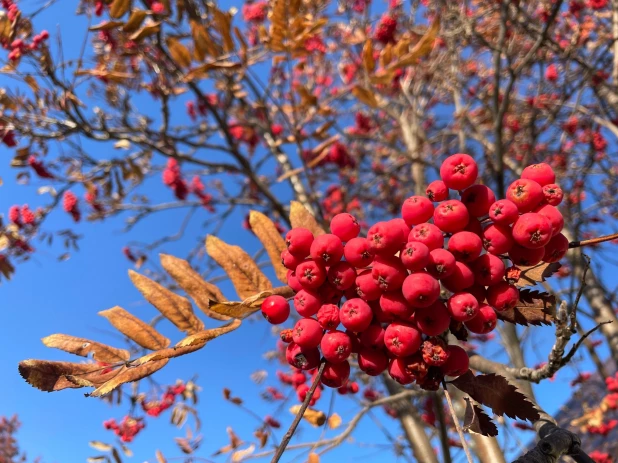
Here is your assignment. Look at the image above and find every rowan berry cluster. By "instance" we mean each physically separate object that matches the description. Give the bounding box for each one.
[103,416,145,443]
[262,154,569,392]
[140,383,187,417]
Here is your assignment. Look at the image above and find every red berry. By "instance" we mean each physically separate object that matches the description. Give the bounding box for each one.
[460,184,496,217]
[471,253,505,286]
[285,228,314,257]
[486,282,519,311]
[441,261,475,292]
[388,218,411,240]
[296,260,327,289]
[508,244,546,266]
[367,221,404,255]
[330,213,360,242]
[414,300,451,336]
[287,270,303,292]
[464,304,497,334]
[371,255,407,291]
[360,323,385,349]
[482,224,514,255]
[286,342,320,370]
[448,231,483,262]
[521,163,555,186]
[340,298,373,332]
[512,213,553,249]
[408,223,444,250]
[344,237,375,268]
[434,200,470,233]
[542,184,563,206]
[261,295,290,324]
[327,261,356,290]
[321,361,350,388]
[441,345,469,377]
[346,330,362,353]
[384,322,421,357]
[380,291,414,320]
[488,199,520,225]
[371,299,396,323]
[294,289,322,317]
[506,179,544,212]
[534,204,564,237]
[317,304,340,330]
[355,270,382,301]
[543,233,569,263]
[426,180,449,202]
[388,357,416,385]
[358,348,389,376]
[310,233,344,265]
[440,153,479,190]
[421,337,449,366]
[402,195,435,226]
[426,248,457,279]
[320,284,343,305]
[402,272,440,308]
[447,292,480,322]
[281,249,304,270]
[468,284,487,303]
[400,241,430,271]
[293,318,323,348]
[321,330,352,363]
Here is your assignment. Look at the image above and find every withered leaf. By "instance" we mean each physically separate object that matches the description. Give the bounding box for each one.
[249,211,288,284]
[123,10,147,33]
[496,289,555,326]
[254,429,268,448]
[513,262,561,288]
[155,450,167,463]
[18,360,105,392]
[289,201,325,237]
[205,235,272,300]
[362,39,375,73]
[214,427,243,455]
[462,398,498,437]
[268,0,287,52]
[160,254,229,320]
[183,61,241,81]
[89,442,113,452]
[89,21,124,31]
[232,445,255,462]
[389,16,440,69]
[42,334,130,363]
[328,413,342,429]
[209,287,293,319]
[99,306,170,350]
[175,319,242,349]
[190,20,218,61]
[129,270,204,334]
[308,453,320,463]
[167,38,192,68]
[212,8,234,53]
[89,359,169,397]
[109,0,131,18]
[289,405,326,427]
[129,22,161,41]
[449,371,539,422]
[111,448,122,463]
[351,86,379,108]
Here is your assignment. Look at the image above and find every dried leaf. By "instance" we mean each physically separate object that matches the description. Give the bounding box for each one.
[513,262,561,288]
[89,442,113,452]
[308,453,320,463]
[351,86,379,108]
[155,450,167,463]
[249,211,288,284]
[462,398,498,437]
[99,306,170,350]
[209,287,293,319]
[327,413,342,429]
[191,20,217,61]
[389,16,440,69]
[205,235,272,300]
[174,319,242,349]
[362,39,375,73]
[18,360,105,392]
[123,10,147,33]
[183,61,241,81]
[89,359,169,397]
[24,75,38,93]
[496,289,556,326]
[114,140,131,149]
[42,334,130,363]
[289,201,325,236]
[167,38,192,68]
[129,22,161,41]
[449,371,539,422]
[212,8,234,53]
[232,445,254,462]
[111,448,122,463]
[269,0,287,52]
[128,270,204,334]
[109,0,131,18]
[160,254,229,320]
[289,405,326,427]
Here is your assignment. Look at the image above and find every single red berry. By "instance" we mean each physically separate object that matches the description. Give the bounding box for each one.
[448,231,483,262]
[294,289,322,317]
[292,318,323,348]
[414,300,451,336]
[355,270,382,301]
[367,221,404,255]
[400,241,430,271]
[543,233,569,263]
[426,180,449,202]
[460,184,496,217]
[488,199,520,225]
[542,184,563,206]
[317,304,340,330]
[506,179,544,212]
[261,295,290,324]
[434,200,470,233]
[441,345,469,377]
[521,163,555,186]
[402,272,440,308]
[384,322,422,357]
[344,237,375,268]
[371,255,407,291]
[534,204,564,237]
[310,233,344,265]
[486,282,519,311]
[360,323,385,349]
[327,261,356,290]
[464,304,497,334]
[388,357,416,385]
[508,244,546,266]
[296,260,327,289]
[340,298,373,332]
[471,253,505,286]
[286,342,320,370]
[421,337,450,366]
[285,228,314,257]
[388,218,411,241]
[287,270,303,292]
[380,291,414,320]
[512,213,553,249]
[321,361,350,388]
[402,195,435,226]
[447,292,480,322]
[358,347,389,376]
[441,261,475,292]
[321,330,352,363]
[408,222,444,250]
[482,224,515,255]
[426,248,457,279]
[440,153,479,190]
[281,249,304,270]
[330,213,360,242]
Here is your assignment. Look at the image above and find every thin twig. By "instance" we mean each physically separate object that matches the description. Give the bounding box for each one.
[442,382,474,463]
[569,232,618,248]
[562,321,613,365]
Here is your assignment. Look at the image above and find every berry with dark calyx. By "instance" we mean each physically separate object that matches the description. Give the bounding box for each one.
[482,224,515,255]
[384,322,422,357]
[358,348,389,376]
[521,162,556,186]
[414,300,451,336]
[426,248,457,279]
[512,213,553,249]
[281,249,304,270]
[340,298,373,332]
[471,253,506,287]
[367,221,404,255]
[310,233,344,265]
[534,204,564,237]
[380,291,414,320]
[426,180,449,202]
[402,272,440,308]
[486,282,519,311]
[280,329,294,343]
[330,213,360,242]
[447,292,480,322]
[408,222,444,250]
[441,345,470,377]
[388,357,416,385]
[422,337,450,366]
[294,289,322,317]
[286,342,320,370]
[355,270,382,301]
[317,304,340,330]
[296,260,327,289]
[360,323,385,349]
[460,184,496,217]
[261,295,290,324]
[434,199,470,233]
[506,179,544,212]
[320,330,352,363]
[321,361,350,388]
[344,237,375,268]
[292,318,323,348]
[285,228,314,257]
[372,255,407,291]
[327,261,356,290]
[448,231,483,262]
[400,241,430,271]
[439,153,479,190]
[441,261,475,292]
[543,233,569,263]
[488,199,520,225]
[464,304,497,334]
[508,244,546,266]
[542,184,564,206]
[402,195,435,226]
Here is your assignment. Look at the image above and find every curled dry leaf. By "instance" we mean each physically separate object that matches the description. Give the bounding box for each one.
[88,359,169,397]
[123,10,147,33]
[249,211,288,284]
[512,262,562,288]
[42,334,130,363]
[327,413,342,429]
[209,287,293,319]
[289,405,327,427]
[128,270,204,334]
[462,398,498,437]
[231,444,255,462]
[89,441,113,452]
[99,306,170,350]
[109,0,131,18]
[389,16,440,70]
[351,86,379,108]
[362,39,375,73]
[167,37,192,68]
[206,235,272,300]
[496,289,556,326]
[289,201,326,236]
[129,21,161,41]
[18,360,113,392]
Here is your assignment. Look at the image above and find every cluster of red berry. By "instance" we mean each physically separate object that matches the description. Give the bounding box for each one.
[6,32,48,61]
[140,383,187,417]
[261,153,569,391]
[277,367,359,406]
[62,191,81,223]
[103,416,145,443]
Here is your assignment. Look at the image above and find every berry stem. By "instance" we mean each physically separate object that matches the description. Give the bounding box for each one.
[442,381,474,463]
[568,232,618,248]
[271,360,326,463]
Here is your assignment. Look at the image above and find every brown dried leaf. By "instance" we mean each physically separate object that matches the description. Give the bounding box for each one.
[89,359,169,397]
[191,20,218,61]
[183,61,242,81]
[156,450,167,463]
[289,201,325,237]
[167,38,192,68]
[462,398,498,437]
[111,448,122,463]
[328,413,342,429]
[18,360,105,392]
[160,254,229,320]
[450,371,539,422]
[99,306,170,350]
[362,39,375,73]
[289,405,326,427]
[128,270,204,334]
[389,16,440,69]
[212,8,234,52]
[269,0,287,52]
[129,22,161,41]
[496,289,556,326]
[110,0,131,18]
[232,445,255,462]
[90,21,124,31]
[89,442,113,452]
[254,429,268,448]
[308,453,320,463]
[205,235,272,300]
[209,287,293,319]
[351,86,379,108]
[513,262,561,288]
[123,10,147,33]
[42,334,130,363]
[175,319,242,349]
[249,211,288,284]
